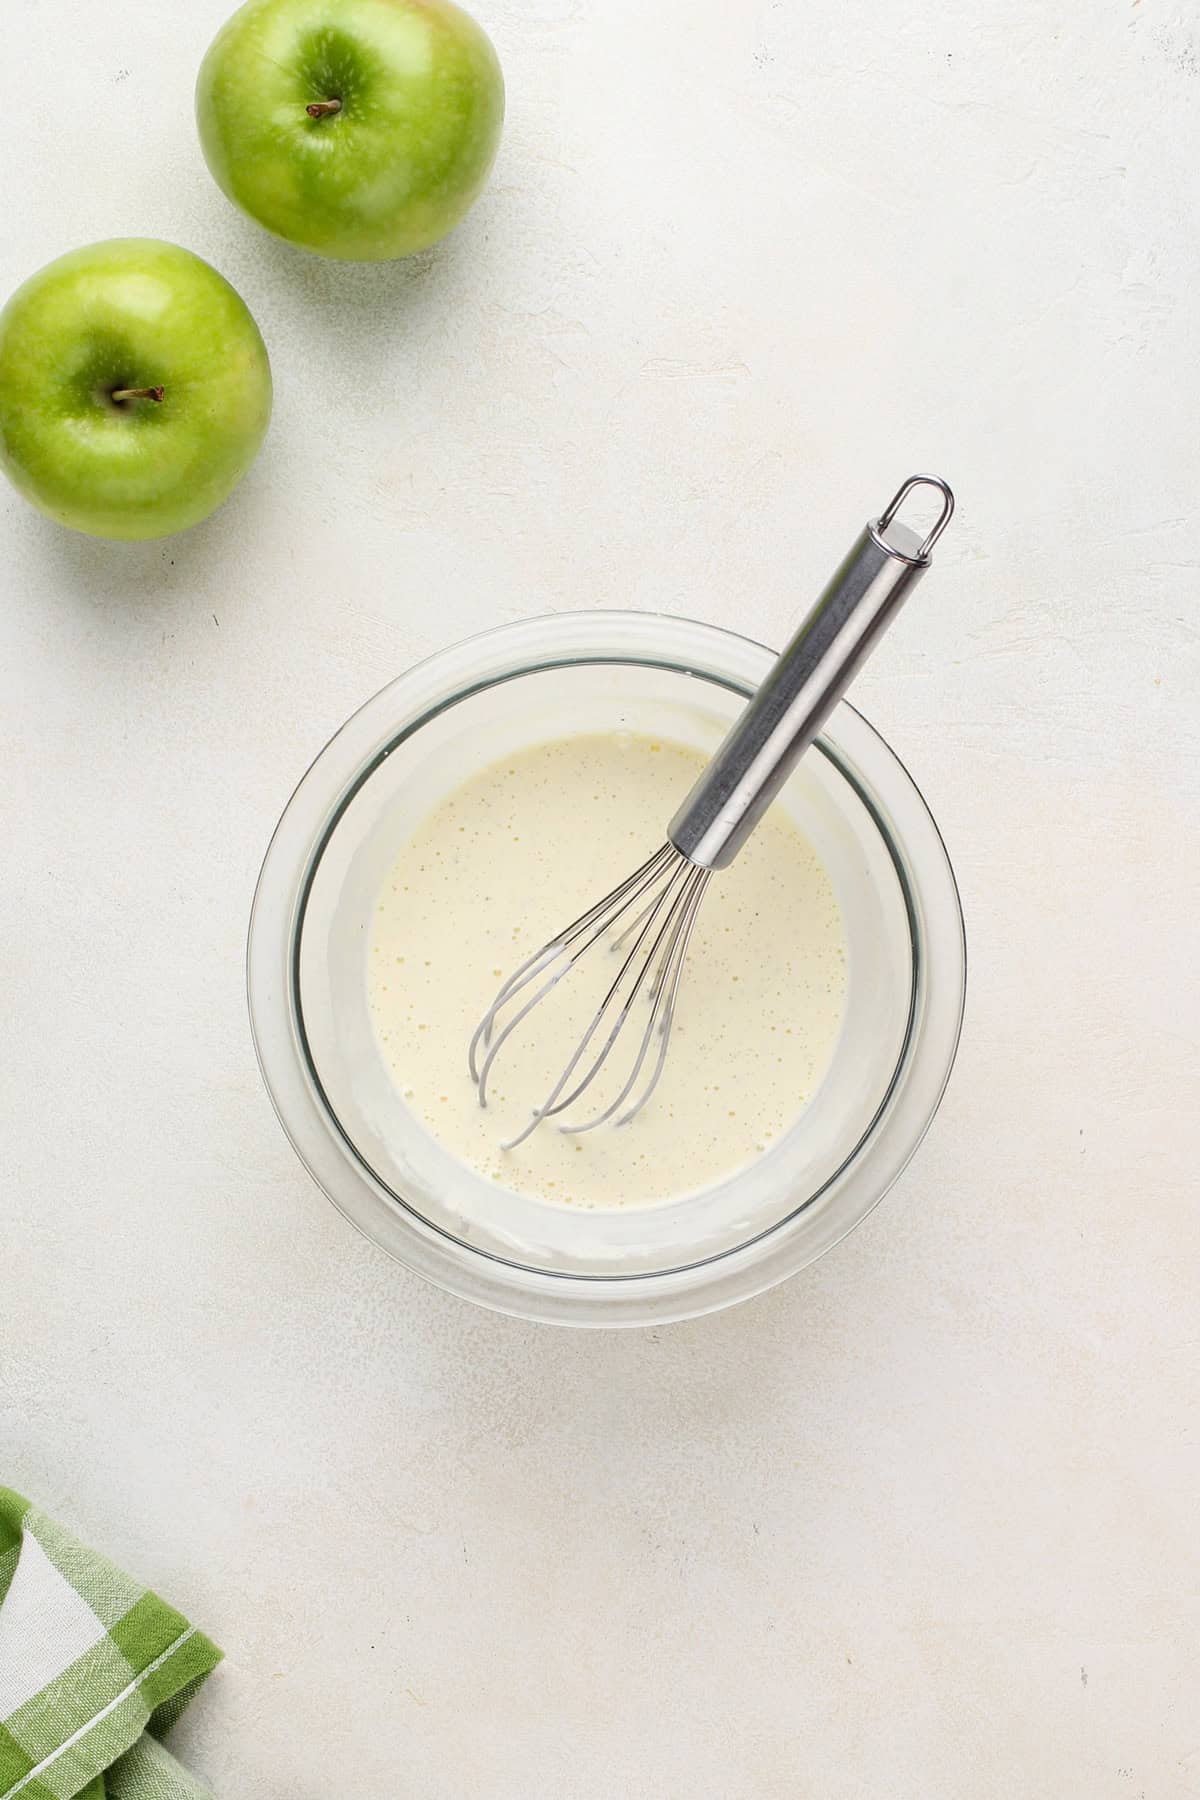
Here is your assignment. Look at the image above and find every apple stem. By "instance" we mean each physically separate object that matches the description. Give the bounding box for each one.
[306,97,342,118]
[111,386,165,404]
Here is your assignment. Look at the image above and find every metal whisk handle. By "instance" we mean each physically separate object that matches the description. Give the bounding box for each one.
[668,474,954,871]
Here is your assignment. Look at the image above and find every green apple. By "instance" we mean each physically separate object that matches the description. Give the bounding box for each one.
[0,239,272,542]
[196,0,504,261]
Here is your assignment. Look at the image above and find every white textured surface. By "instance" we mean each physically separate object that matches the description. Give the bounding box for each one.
[2,0,1198,1794]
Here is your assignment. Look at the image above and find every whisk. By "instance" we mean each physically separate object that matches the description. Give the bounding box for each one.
[469,474,954,1148]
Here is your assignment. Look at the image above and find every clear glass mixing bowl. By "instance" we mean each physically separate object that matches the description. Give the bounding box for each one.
[247,612,965,1326]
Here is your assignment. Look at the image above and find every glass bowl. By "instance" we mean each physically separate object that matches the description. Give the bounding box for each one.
[247,612,965,1326]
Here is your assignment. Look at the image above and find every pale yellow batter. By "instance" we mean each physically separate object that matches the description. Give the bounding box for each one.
[368,733,846,1209]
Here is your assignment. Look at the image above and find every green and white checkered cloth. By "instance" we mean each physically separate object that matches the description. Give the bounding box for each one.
[0,1490,220,1800]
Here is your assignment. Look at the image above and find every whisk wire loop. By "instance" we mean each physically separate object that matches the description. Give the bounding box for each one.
[469,842,713,1148]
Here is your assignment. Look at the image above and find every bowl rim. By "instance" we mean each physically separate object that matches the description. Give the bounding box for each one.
[247,610,966,1326]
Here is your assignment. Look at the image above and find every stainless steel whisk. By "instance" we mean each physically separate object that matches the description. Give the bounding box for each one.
[469,475,955,1148]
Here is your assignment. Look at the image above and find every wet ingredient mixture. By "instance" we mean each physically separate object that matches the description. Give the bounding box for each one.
[368,732,846,1209]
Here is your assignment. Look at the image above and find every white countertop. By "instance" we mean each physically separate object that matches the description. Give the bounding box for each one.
[3,1,1198,1794]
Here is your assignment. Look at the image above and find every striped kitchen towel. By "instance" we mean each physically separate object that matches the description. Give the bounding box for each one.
[0,1490,220,1800]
